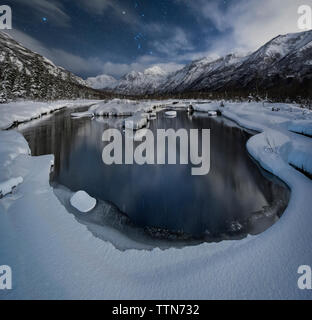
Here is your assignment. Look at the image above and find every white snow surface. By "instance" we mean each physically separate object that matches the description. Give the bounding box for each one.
[0,100,99,130]
[89,99,153,116]
[192,103,219,112]
[90,99,155,130]
[70,191,96,213]
[288,120,312,136]
[0,177,23,198]
[0,100,312,299]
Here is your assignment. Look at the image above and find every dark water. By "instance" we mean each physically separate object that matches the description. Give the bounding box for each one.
[18,107,290,244]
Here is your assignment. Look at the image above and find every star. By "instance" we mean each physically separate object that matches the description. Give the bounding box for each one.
[122,11,126,15]
[42,17,47,22]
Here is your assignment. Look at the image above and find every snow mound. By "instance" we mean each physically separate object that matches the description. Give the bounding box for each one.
[0,177,23,198]
[208,111,217,117]
[70,191,96,213]
[90,99,153,117]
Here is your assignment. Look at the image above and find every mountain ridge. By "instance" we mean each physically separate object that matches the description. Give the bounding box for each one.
[0,31,107,102]
[101,30,312,101]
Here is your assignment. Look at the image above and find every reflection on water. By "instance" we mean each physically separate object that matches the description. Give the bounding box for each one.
[18,107,290,245]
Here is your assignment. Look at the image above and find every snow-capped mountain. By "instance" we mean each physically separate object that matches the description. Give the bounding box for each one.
[161,53,245,93]
[109,30,312,100]
[0,31,104,101]
[159,30,312,97]
[86,74,117,90]
[114,66,168,95]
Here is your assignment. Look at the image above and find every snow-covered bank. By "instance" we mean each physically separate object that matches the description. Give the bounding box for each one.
[89,99,162,130]
[0,177,23,198]
[0,100,99,130]
[89,99,154,116]
[0,100,312,299]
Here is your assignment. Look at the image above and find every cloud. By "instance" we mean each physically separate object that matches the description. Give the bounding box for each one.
[227,0,304,50]
[153,62,184,73]
[6,29,104,74]
[177,0,306,54]
[13,0,70,27]
[75,0,111,13]
[149,27,194,58]
[100,58,184,78]
[5,29,184,78]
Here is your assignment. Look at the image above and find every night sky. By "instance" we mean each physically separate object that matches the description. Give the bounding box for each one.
[5,0,304,78]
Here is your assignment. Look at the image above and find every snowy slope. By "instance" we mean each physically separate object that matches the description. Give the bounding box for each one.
[115,66,168,95]
[162,53,245,93]
[0,100,312,299]
[0,32,103,101]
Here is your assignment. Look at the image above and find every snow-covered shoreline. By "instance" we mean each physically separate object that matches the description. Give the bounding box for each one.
[0,99,312,299]
[0,100,99,130]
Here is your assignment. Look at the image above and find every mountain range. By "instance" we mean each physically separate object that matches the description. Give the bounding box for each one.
[1,29,311,102]
[89,30,312,101]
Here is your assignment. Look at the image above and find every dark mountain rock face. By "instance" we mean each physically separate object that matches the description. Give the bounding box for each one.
[159,30,312,101]
[0,32,105,102]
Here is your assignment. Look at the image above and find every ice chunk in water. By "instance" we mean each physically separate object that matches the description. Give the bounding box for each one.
[70,190,96,213]
[165,111,177,117]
